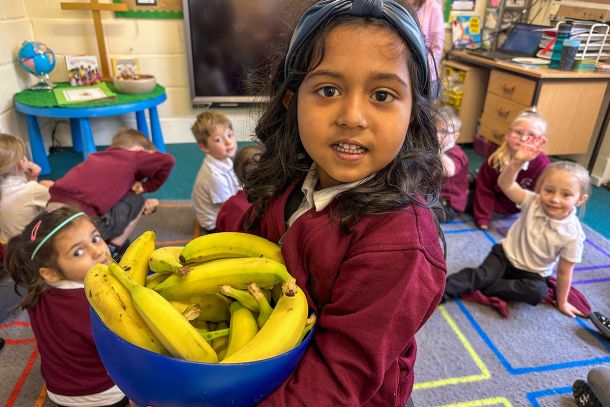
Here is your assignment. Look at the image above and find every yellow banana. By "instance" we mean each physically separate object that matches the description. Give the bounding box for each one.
[192,294,231,322]
[247,282,273,328]
[212,321,229,360]
[196,327,230,342]
[149,246,190,276]
[224,302,259,360]
[179,232,284,265]
[119,231,156,286]
[108,262,218,363]
[219,285,259,313]
[299,314,316,344]
[145,272,169,290]
[221,281,308,364]
[155,257,294,300]
[84,263,168,355]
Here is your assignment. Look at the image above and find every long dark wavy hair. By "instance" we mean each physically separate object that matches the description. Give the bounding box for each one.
[244,14,442,233]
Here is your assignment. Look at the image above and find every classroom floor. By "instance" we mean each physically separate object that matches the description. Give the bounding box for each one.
[45,142,610,239]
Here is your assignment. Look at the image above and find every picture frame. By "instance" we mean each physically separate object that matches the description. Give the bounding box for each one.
[111,57,141,78]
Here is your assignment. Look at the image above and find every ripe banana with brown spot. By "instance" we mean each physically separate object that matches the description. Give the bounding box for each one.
[119,231,156,285]
[224,302,259,360]
[84,263,167,355]
[108,262,218,363]
[154,257,294,300]
[149,246,190,276]
[179,232,284,265]
[221,281,308,363]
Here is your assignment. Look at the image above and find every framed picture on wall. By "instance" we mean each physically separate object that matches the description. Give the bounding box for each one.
[111,57,141,78]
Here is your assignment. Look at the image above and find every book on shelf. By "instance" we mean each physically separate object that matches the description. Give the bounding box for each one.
[65,55,102,86]
[111,57,140,78]
[53,82,116,106]
[451,15,482,49]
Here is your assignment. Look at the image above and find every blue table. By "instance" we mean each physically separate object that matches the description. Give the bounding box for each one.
[14,90,167,175]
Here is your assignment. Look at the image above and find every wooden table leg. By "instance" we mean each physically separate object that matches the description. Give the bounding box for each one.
[148,106,166,152]
[70,118,83,152]
[78,118,97,159]
[24,114,50,175]
[136,110,150,138]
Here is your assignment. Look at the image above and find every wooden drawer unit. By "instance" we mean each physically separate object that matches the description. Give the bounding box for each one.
[482,93,530,127]
[487,70,535,105]
[479,113,509,146]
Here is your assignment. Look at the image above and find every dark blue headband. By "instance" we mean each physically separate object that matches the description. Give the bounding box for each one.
[284,0,429,92]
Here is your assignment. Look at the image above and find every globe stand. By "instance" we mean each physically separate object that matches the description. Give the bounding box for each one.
[30,74,55,91]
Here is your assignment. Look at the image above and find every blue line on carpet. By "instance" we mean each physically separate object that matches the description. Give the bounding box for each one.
[574,276,610,284]
[574,264,610,271]
[526,386,572,407]
[482,230,496,244]
[585,238,610,258]
[575,317,610,352]
[455,300,610,375]
[444,228,481,234]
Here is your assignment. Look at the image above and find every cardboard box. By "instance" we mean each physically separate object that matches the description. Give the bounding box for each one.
[556,1,610,22]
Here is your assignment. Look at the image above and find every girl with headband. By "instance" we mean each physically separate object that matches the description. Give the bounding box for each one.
[4,207,131,407]
[218,0,446,404]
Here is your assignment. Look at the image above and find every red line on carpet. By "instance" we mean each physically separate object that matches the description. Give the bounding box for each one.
[5,338,36,345]
[0,321,31,329]
[5,346,39,407]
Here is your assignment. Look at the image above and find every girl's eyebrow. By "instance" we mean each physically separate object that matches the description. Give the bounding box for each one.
[306,70,408,87]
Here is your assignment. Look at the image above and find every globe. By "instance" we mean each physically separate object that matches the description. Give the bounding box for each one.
[18,40,56,90]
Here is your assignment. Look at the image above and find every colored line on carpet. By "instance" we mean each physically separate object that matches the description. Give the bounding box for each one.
[34,386,47,407]
[455,300,610,375]
[413,305,490,390]
[526,385,572,407]
[6,347,39,407]
[436,396,513,407]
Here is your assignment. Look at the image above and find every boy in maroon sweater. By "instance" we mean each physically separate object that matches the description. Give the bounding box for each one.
[437,106,469,222]
[48,128,175,253]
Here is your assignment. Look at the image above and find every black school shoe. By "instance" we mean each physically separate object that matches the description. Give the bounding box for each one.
[0,337,5,350]
[573,379,603,407]
[590,311,610,340]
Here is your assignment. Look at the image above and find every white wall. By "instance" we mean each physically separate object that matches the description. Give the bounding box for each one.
[4,0,260,153]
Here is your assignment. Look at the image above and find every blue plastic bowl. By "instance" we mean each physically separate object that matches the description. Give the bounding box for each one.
[90,308,312,407]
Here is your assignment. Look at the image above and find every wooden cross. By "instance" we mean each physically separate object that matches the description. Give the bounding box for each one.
[60,0,128,81]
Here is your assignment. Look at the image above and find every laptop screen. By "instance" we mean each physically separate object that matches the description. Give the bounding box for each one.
[499,23,548,56]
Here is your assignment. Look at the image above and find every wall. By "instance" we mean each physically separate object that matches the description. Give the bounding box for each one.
[13,0,260,152]
[0,0,34,143]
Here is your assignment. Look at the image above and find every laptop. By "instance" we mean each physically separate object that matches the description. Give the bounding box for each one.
[469,23,550,61]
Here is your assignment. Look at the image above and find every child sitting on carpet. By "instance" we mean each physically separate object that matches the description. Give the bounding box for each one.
[4,206,130,407]
[47,128,174,258]
[471,110,550,230]
[0,133,53,244]
[191,111,240,234]
[436,106,469,223]
[220,0,446,404]
[445,139,590,318]
[216,144,263,232]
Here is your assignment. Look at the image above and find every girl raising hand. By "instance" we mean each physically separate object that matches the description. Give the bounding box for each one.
[218,0,446,404]
[5,207,131,407]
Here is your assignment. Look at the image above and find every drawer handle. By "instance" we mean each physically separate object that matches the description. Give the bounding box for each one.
[495,107,510,117]
[501,84,515,93]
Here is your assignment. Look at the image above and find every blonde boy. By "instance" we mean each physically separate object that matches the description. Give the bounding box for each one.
[191,111,240,233]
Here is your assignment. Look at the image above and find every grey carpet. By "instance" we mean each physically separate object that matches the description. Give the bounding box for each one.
[2,203,609,406]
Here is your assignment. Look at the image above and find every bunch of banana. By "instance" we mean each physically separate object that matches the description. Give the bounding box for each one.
[179,232,284,265]
[119,231,156,285]
[225,302,259,358]
[84,263,168,355]
[221,280,308,363]
[149,246,190,276]
[154,257,294,300]
[108,262,218,363]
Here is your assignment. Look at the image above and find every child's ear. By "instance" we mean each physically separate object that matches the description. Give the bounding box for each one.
[39,267,62,283]
[283,91,294,109]
[198,142,210,154]
[576,194,589,207]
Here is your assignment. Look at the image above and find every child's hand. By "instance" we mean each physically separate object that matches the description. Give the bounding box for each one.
[21,159,41,181]
[131,181,144,194]
[512,138,545,164]
[557,301,586,318]
[143,198,159,215]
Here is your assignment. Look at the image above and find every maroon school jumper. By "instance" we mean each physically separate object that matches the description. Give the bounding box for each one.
[28,288,116,396]
[225,181,446,406]
[216,191,251,232]
[49,148,175,217]
[441,144,469,212]
[473,153,549,227]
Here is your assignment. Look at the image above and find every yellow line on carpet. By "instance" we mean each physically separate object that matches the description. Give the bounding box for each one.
[413,305,490,390]
[34,385,47,407]
[435,397,512,407]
